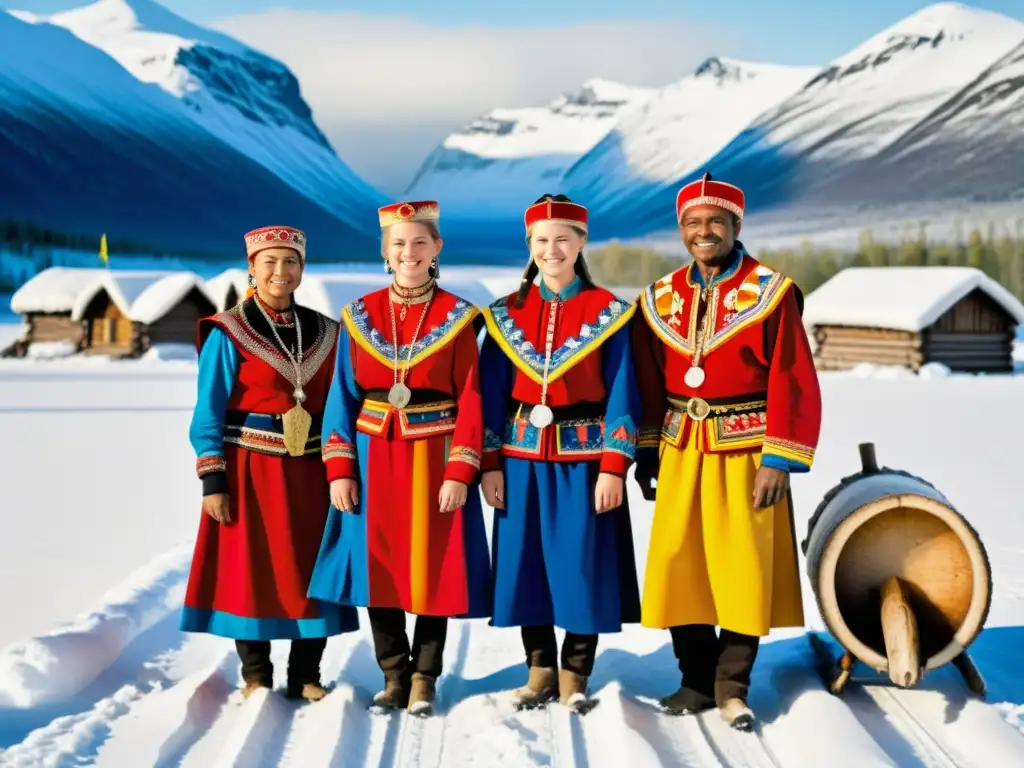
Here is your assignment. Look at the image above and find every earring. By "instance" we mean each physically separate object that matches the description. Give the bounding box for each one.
[384,260,392,274]
[248,274,256,288]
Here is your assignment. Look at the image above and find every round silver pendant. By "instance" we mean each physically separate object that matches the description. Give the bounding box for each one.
[684,366,706,389]
[388,383,412,408]
[529,404,554,428]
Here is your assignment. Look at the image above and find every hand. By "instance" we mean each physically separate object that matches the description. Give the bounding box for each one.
[634,464,658,502]
[439,479,468,513]
[202,493,231,524]
[752,466,788,509]
[330,478,360,513]
[594,472,623,513]
[481,470,504,509]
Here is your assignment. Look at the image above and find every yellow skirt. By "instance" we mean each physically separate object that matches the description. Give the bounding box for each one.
[640,428,804,636]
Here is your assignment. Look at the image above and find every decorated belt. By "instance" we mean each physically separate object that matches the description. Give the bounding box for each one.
[363,388,453,407]
[512,399,606,423]
[666,392,767,422]
[224,409,322,455]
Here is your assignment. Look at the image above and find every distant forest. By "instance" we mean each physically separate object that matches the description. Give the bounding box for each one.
[587,224,1024,301]
[5,217,1024,302]
[1,219,154,255]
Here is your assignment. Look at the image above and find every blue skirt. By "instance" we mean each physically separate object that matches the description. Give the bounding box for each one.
[490,457,641,634]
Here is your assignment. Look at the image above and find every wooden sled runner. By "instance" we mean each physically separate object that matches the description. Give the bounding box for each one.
[801,442,991,698]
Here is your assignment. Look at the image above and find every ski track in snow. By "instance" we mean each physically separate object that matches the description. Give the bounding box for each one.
[1,576,1023,766]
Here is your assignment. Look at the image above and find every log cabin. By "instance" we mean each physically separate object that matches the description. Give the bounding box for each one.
[5,267,101,356]
[70,271,217,357]
[803,266,1024,373]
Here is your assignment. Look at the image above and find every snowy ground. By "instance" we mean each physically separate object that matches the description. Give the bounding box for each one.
[0,346,1023,765]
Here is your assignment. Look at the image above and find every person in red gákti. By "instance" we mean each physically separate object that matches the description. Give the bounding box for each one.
[306,200,492,717]
[631,173,822,730]
[479,194,642,714]
[181,225,360,702]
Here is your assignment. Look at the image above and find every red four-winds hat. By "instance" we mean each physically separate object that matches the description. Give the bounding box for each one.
[524,199,588,234]
[244,226,306,262]
[675,172,745,221]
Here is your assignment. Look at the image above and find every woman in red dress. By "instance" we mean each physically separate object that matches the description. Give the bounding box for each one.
[181,225,360,701]
[307,201,492,716]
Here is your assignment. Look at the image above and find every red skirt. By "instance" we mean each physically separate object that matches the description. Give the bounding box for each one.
[307,432,493,618]
[180,447,359,639]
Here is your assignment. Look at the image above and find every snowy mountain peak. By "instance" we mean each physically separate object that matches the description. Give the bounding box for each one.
[43,0,331,150]
[693,56,748,81]
[403,79,653,212]
[812,1,1024,86]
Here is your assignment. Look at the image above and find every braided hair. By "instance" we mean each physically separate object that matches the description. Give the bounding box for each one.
[514,193,594,308]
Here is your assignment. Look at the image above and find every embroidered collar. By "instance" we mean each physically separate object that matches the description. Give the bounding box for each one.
[687,243,747,288]
[483,289,635,384]
[539,274,582,301]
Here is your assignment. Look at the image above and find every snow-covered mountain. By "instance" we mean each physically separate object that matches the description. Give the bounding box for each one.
[562,57,818,214]
[404,79,655,215]
[0,9,386,258]
[663,2,1024,231]
[19,0,387,231]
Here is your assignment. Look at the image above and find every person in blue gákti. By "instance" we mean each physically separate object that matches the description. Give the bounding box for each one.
[477,194,642,714]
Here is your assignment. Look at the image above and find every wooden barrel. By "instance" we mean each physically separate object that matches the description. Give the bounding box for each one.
[802,443,991,676]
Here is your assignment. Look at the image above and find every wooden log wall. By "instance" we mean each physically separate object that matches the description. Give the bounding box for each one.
[27,313,85,344]
[814,326,925,370]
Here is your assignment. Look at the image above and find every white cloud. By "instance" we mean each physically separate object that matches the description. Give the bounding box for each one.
[211,10,748,193]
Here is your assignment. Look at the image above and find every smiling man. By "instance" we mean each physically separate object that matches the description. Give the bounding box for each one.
[630,173,822,730]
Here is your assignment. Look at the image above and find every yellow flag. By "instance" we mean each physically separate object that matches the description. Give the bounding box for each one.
[99,233,108,266]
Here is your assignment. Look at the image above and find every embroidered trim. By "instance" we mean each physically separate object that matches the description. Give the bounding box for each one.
[482,296,635,384]
[762,436,815,466]
[639,259,791,357]
[341,293,478,370]
[355,400,459,439]
[224,425,320,456]
[196,455,226,477]
[448,445,481,469]
[704,269,790,353]
[215,305,336,389]
[603,416,637,458]
[322,431,356,461]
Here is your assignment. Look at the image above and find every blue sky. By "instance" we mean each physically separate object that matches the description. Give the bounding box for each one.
[11,0,1022,65]
[9,0,1024,192]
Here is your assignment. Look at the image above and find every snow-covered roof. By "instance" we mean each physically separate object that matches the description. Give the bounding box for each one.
[9,267,106,314]
[70,270,215,324]
[204,268,249,310]
[803,266,1024,332]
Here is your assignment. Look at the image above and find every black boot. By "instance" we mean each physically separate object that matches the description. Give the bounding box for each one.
[368,607,412,710]
[661,624,717,715]
[285,637,329,702]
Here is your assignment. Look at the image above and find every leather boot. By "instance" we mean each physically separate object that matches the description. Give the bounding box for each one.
[512,666,557,710]
[372,669,411,710]
[286,681,330,702]
[242,678,271,699]
[407,673,436,717]
[719,697,755,731]
[558,669,591,713]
